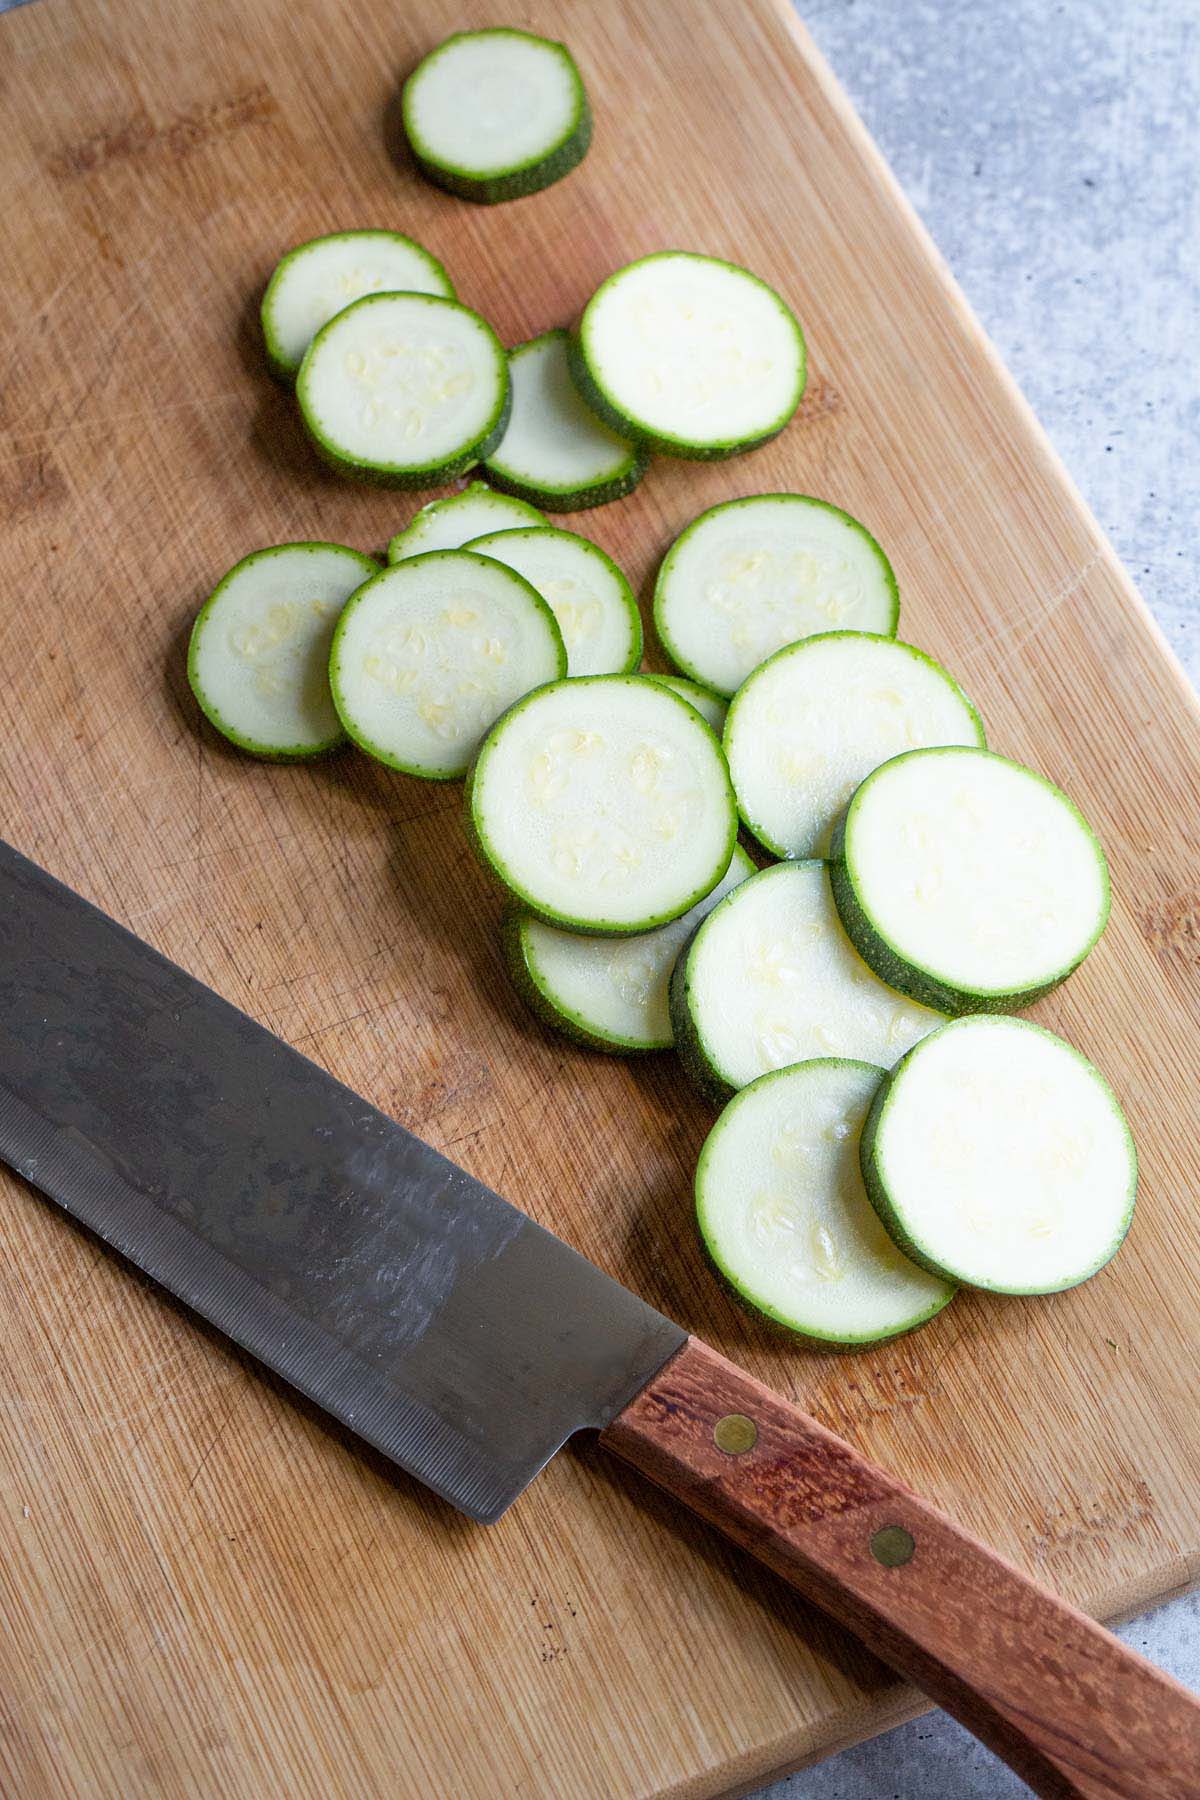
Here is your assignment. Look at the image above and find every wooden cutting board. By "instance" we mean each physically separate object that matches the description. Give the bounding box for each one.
[2,0,1198,1793]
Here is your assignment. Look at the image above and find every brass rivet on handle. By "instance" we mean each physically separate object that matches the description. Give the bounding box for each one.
[870,1524,915,1568]
[713,1413,757,1455]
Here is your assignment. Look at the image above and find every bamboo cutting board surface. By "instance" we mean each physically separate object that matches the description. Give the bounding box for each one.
[2,0,1199,1794]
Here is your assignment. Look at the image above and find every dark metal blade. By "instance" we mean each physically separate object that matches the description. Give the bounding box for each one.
[0,840,684,1523]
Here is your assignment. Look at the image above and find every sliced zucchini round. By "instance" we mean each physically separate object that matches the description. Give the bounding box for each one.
[726,632,985,859]
[464,527,640,678]
[329,550,565,780]
[483,329,646,510]
[645,674,728,737]
[188,542,379,759]
[388,481,547,562]
[505,845,755,1053]
[260,230,455,382]
[862,1015,1136,1294]
[296,293,509,486]
[654,494,899,697]
[402,28,591,204]
[697,1059,954,1346]
[671,860,943,1103]
[571,252,806,459]
[831,746,1111,1014]
[467,675,737,934]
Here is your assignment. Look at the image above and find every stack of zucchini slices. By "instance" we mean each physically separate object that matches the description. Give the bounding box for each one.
[189,22,1134,1357]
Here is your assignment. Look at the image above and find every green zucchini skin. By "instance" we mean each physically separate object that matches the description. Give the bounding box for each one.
[463,526,642,679]
[484,443,646,513]
[725,632,985,861]
[260,230,456,384]
[668,922,740,1107]
[858,1059,957,1284]
[501,909,653,1055]
[828,750,1111,1016]
[698,1202,952,1353]
[187,542,379,761]
[482,330,647,511]
[567,253,807,460]
[568,331,793,462]
[410,110,592,206]
[387,483,548,563]
[465,675,738,936]
[652,494,900,698]
[303,384,512,490]
[695,1058,955,1347]
[296,294,511,488]
[502,844,756,1054]
[402,29,592,205]
[328,550,566,781]
[859,1019,1137,1293]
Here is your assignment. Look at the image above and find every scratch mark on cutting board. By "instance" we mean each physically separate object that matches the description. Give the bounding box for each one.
[47,87,278,180]
[1138,891,1200,972]
[978,550,1106,667]
[0,393,245,460]
[0,452,67,520]
[184,1387,245,1497]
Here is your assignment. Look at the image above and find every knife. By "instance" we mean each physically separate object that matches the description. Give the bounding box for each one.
[0,838,1195,1798]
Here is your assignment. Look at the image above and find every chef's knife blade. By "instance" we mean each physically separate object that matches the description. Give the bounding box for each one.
[0,839,684,1522]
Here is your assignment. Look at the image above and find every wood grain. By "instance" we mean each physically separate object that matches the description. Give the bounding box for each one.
[1,0,1199,1795]
[603,1338,1200,1798]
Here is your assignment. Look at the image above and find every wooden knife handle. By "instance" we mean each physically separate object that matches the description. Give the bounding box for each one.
[600,1336,1200,1799]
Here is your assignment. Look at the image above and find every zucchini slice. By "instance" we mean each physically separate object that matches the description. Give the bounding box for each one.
[831,746,1111,1014]
[862,1015,1136,1294]
[697,1059,954,1345]
[645,674,728,737]
[402,28,591,204]
[297,293,509,486]
[467,675,737,934]
[654,494,899,697]
[671,860,943,1103]
[464,527,641,677]
[188,542,379,759]
[260,230,455,382]
[483,330,646,510]
[388,481,547,562]
[505,845,755,1053]
[329,550,565,779]
[571,252,806,459]
[726,632,985,859]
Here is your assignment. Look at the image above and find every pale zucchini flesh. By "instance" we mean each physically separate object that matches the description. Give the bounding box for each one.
[831,746,1111,1014]
[260,230,455,381]
[507,845,755,1053]
[329,551,565,779]
[671,860,944,1103]
[188,542,379,758]
[654,494,899,697]
[571,252,806,459]
[646,675,728,737]
[402,29,591,204]
[388,481,547,562]
[726,631,985,859]
[297,293,509,486]
[697,1059,954,1345]
[483,330,645,510]
[862,1015,1136,1294]
[464,527,641,678]
[468,676,738,934]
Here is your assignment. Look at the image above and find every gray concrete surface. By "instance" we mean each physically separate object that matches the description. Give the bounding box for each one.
[753,3,1200,1794]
